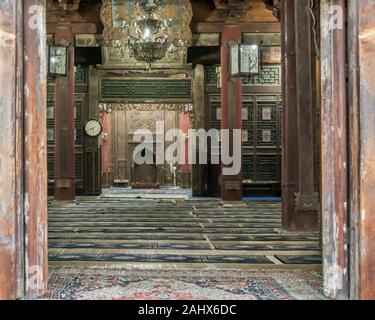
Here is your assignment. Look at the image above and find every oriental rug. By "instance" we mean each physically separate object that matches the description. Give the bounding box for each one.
[44,267,326,300]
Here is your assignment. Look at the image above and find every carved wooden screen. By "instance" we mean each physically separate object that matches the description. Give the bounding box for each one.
[205,65,282,196]
[47,74,55,195]
[46,65,88,195]
[100,79,192,101]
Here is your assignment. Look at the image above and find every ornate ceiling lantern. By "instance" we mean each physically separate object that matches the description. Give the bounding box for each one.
[100,0,193,69]
[126,0,171,67]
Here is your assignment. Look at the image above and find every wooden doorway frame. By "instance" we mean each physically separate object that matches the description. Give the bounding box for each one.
[1,0,374,300]
[0,0,48,299]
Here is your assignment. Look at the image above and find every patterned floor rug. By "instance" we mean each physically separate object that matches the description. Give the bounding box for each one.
[48,199,321,267]
[44,267,326,300]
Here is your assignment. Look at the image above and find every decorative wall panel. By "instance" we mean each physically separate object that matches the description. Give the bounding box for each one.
[47,76,55,193]
[243,66,281,86]
[101,79,192,101]
[74,96,84,190]
[108,103,191,188]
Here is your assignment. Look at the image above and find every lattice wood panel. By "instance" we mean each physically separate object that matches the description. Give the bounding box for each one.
[206,65,281,87]
[75,65,89,85]
[46,65,89,195]
[209,98,221,130]
[101,79,192,101]
[206,66,282,194]
[242,100,254,146]
[242,154,255,181]
[256,100,278,147]
[243,66,281,86]
[47,75,55,190]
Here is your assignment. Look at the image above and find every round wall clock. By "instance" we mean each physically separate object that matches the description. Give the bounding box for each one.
[84,119,102,138]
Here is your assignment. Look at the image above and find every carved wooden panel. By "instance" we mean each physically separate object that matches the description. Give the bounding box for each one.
[46,66,88,195]
[109,103,189,187]
[100,78,192,101]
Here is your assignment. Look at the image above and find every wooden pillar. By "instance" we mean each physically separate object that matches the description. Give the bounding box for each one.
[180,112,190,172]
[281,0,299,229]
[192,64,207,196]
[348,0,375,300]
[84,67,101,195]
[23,0,48,298]
[101,112,112,188]
[179,112,190,188]
[281,0,319,231]
[0,0,19,300]
[54,27,75,200]
[0,0,48,299]
[293,0,319,227]
[221,25,243,201]
[320,0,348,299]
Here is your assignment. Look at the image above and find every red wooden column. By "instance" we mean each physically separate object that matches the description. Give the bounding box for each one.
[220,24,243,201]
[54,27,76,200]
[180,112,190,173]
[192,64,207,196]
[0,0,48,299]
[23,0,48,298]
[321,0,348,299]
[348,0,375,300]
[101,112,112,188]
[0,0,19,300]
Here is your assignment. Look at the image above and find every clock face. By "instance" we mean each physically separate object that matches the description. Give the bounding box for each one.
[84,119,102,138]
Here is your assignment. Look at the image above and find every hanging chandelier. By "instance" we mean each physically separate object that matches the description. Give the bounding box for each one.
[101,0,192,68]
[127,19,170,64]
[127,1,171,65]
[117,0,173,67]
